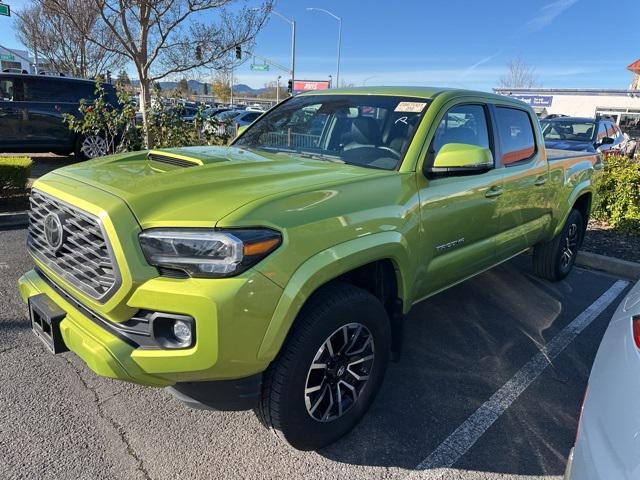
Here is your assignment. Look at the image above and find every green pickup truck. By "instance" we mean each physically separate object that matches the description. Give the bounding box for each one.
[19,87,601,450]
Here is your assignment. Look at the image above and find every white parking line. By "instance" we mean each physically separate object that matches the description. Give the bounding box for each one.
[405,279,629,480]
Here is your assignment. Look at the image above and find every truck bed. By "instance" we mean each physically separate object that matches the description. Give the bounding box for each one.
[546,148,597,163]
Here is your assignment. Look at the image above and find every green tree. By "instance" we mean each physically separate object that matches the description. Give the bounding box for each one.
[116,69,131,90]
[176,78,189,97]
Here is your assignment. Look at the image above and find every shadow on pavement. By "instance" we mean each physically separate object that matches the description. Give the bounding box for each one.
[318,257,619,476]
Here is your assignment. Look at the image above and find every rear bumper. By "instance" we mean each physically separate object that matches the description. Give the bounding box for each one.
[18,266,284,387]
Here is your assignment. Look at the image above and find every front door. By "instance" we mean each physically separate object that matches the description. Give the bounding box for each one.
[413,102,503,301]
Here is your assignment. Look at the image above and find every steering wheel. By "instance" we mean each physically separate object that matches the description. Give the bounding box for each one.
[376,146,402,159]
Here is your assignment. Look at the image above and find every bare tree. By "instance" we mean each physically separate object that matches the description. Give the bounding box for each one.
[46,0,272,146]
[14,1,124,78]
[499,57,541,89]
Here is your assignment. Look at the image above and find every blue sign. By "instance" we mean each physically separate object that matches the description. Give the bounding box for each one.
[510,95,553,107]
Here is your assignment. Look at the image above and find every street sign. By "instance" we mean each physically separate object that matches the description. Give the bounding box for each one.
[0,53,15,61]
[0,3,10,16]
[250,64,269,72]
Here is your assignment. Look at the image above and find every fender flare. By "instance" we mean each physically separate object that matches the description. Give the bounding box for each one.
[256,231,413,362]
[552,182,593,238]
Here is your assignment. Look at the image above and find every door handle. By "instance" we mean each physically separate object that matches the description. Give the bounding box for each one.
[485,186,504,198]
[534,176,547,186]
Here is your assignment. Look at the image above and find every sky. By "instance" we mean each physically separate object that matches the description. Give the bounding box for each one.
[1,0,639,91]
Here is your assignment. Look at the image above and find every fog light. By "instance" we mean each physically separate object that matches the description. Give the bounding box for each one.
[173,320,192,343]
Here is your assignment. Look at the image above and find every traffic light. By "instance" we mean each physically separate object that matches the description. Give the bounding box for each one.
[235,45,242,60]
[287,79,293,94]
[195,45,202,62]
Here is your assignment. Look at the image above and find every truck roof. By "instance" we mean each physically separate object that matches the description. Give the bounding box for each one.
[298,85,513,103]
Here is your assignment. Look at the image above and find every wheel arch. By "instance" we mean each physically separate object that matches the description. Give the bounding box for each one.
[572,191,592,236]
[257,232,412,362]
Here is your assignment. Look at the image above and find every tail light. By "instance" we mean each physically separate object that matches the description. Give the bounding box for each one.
[633,315,640,349]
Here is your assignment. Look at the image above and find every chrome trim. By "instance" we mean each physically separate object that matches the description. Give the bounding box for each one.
[27,189,121,302]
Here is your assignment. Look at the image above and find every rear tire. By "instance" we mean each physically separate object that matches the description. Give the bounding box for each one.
[255,282,391,450]
[533,208,584,281]
[74,134,108,160]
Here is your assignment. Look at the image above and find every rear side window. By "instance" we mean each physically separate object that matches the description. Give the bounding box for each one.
[495,107,536,165]
[22,78,95,103]
[432,104,490,154]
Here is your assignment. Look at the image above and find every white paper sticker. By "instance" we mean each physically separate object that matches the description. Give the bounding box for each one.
[394,102,427,113]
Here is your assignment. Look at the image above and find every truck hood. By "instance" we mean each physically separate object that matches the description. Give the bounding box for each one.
[53,146,383,228]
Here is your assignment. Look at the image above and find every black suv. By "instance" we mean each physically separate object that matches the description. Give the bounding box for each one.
[540,116,626,154]
[0,73,118,159]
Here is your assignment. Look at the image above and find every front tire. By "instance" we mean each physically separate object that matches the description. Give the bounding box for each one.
[255,282,391,450]
[533,208,584,281]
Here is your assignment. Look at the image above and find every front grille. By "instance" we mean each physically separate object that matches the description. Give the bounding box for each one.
[28,190,120,301]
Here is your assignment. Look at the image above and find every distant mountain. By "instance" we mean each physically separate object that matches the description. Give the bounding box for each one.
[131,79,266,95]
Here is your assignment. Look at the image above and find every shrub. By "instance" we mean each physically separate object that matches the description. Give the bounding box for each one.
[0,157,32,195]
[63,77,141,155]
[592,155,640,233]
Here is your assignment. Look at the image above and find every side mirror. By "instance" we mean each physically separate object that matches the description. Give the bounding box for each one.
[599,136,614,145]
[426,143,493,175]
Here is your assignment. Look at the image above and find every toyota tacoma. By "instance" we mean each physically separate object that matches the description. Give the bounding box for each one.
[18,87,602,450]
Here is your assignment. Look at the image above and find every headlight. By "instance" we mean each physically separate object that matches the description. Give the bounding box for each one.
[139,228,281,278]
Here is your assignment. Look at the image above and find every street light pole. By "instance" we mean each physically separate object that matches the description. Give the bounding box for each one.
[276,75,281,104]
[307,8,342,88]
[269,10,296,94]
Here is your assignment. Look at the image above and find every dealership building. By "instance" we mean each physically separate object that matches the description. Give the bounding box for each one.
[0,46,32,73]
[494,60,640,136]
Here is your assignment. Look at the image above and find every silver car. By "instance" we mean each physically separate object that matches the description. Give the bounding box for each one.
[565,279,640,479]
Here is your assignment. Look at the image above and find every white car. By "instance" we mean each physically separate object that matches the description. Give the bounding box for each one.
[565,279,640,479]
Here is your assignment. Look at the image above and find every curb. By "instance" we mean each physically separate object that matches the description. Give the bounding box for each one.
[576,251,640,280]
[0,211,28,229]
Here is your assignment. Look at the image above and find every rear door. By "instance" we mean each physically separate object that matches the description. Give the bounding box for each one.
[21,77,83,149]
[492,104,552,260]
[414,101,504,299]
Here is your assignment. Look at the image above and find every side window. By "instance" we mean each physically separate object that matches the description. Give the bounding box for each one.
[0,79,14,101]
[22,78,60,102]
[495,107,536,166]
[432,104,490,154]
[244,112,261,122]
[597,122,607,141]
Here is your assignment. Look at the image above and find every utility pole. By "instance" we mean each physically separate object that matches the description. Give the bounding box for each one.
[276,75,281,104]
[230,63,234,106]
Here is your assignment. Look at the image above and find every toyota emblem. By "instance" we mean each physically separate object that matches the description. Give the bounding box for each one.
[43,213,65,253]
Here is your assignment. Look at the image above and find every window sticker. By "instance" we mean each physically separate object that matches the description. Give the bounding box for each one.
[394,102,427,113]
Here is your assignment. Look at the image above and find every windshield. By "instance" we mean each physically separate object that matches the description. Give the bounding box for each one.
[233,94,430,170]
[541,120,596,142]
[215,110,242,120]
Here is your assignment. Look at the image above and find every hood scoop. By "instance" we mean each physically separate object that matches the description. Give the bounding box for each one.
[147,151,201,168]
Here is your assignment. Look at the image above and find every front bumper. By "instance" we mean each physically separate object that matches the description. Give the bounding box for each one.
[18,266,284,387]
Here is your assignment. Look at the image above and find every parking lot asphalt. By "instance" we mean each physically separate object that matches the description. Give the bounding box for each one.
[0,227,630,480]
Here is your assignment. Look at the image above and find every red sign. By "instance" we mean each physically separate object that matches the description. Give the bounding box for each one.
[293,80,330,94]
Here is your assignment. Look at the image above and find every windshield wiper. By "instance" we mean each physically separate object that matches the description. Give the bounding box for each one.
[294,152,345,164]
[252,146,345,164]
